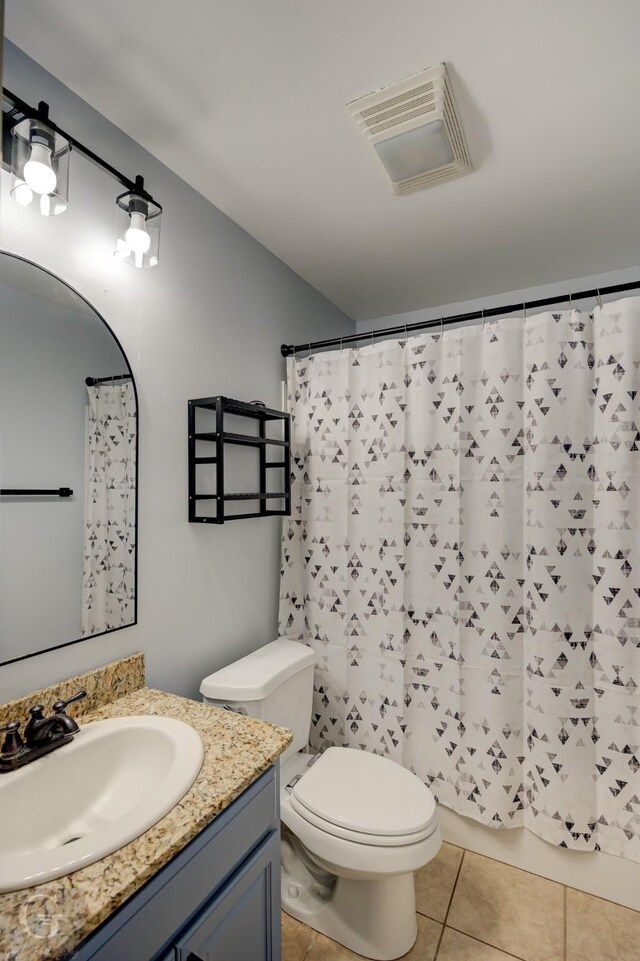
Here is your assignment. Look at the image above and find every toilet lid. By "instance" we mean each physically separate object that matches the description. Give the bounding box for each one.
[291,747,436,838]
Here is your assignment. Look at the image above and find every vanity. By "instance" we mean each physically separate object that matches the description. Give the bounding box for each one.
[0,655,292,961]
[0,252,291,961]
[0,256,291,959]
[74,767,280,961]
[0,254,291,958]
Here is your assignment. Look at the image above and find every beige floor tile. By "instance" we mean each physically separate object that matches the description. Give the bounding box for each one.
[438,927,522,960]
[447,852,564,961]
[303,929,361,961]
[282,910,315,961]
[415,842,464,921]
[405,915,442,960]
[566,888,640,961]
[302,914,442,961]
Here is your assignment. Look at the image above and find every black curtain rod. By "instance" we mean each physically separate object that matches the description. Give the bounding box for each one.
[85,373,132,386]
[280,279,640,357]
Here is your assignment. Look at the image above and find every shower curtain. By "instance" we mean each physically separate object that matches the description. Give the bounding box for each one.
[82,381,136,635]
[279,299,640,862]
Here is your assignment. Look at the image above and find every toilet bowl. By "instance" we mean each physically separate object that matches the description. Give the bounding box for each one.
[201,639,441,960]
[280,747,441,960]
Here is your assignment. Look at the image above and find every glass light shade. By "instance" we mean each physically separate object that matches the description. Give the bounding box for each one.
[10,117,70,216]
[373,119,454,183]
[114,190,161,268]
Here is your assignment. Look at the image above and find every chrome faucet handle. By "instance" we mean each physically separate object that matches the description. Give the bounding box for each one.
[52,690,87,715]
[0,720,24,758]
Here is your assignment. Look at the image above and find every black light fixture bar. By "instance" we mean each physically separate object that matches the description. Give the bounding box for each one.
[4,88,133,192]
[2,87,154,200]
[1,487,73,498]
[280,279,640,357]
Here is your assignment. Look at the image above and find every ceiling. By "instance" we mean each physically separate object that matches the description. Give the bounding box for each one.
[5,1,640,321]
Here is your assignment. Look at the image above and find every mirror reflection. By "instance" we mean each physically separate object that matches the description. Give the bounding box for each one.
[0,253,137,664]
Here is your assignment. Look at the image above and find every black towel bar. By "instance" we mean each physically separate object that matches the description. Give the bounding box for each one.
[0,488,73,498]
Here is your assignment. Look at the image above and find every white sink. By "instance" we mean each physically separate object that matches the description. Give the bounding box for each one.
[0,715,204,892]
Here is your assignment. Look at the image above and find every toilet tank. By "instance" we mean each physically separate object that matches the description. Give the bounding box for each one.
[200,639,316,759]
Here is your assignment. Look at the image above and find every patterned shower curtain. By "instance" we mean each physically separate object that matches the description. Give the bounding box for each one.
[279,299,640,862]
[82,382,136,635]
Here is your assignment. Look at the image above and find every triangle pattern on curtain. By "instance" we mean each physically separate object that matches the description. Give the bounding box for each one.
[279,299,640,862]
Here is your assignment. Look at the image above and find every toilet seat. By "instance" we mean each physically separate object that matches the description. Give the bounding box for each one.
[281,788,442,879]
[290,747,437,846]
[289,794,438,846]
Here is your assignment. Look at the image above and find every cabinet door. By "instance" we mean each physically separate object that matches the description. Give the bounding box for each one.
[175,830,280,961]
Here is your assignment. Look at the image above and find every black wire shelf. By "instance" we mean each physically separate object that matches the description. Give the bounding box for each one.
[188,396,291,524]
[193,431,289,449]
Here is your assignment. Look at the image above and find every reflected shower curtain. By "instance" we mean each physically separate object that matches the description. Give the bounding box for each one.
[279,299,640,861]
[82,382,136,635]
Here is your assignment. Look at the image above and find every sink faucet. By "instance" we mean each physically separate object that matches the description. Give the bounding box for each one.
[0,690,87,773]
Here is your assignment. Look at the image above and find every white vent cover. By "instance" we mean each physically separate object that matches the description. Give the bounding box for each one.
[348,63,472,195]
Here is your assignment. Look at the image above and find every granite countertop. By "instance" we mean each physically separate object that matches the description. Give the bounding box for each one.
[0,683,292,961]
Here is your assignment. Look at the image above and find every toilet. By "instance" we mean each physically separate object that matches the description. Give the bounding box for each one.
[200,639,441,961]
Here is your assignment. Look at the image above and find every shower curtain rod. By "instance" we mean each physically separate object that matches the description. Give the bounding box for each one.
[85,373,132,386]
[280,278,640,357]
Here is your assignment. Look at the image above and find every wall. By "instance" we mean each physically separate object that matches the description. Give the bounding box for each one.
[0,40,353,700]
[356,265,640,336]
[360,270,640,912]
[0,278,124,660]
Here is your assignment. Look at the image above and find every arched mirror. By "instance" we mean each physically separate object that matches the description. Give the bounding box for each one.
[0,252,138,665]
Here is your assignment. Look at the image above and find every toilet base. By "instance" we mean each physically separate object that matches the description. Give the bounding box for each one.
[282,870,417,961]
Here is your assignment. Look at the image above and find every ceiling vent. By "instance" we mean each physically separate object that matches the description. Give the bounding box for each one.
[348,63,472,195]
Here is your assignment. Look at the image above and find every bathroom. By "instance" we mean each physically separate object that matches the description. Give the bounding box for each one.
[0,2,639,959]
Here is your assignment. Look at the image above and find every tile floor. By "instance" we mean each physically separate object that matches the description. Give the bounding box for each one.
[281,843,640,961]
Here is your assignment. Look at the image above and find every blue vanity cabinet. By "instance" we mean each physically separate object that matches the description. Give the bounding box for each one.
[173,833,279,961]
[72,765,281,961]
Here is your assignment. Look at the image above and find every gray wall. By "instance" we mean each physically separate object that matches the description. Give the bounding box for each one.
[356,266,640,336]
[0,279,125,660]
[0,40,353,700]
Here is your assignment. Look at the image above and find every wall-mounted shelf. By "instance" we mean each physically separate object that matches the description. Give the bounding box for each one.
[188,396,290,524]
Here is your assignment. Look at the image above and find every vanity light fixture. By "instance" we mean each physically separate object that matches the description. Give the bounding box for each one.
[3,89,162,268]
[114,176,162,268]
[9,102,70,216]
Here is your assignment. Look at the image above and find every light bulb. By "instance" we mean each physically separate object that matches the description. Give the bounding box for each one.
[114,239,131,261]
[125,211,151,254]
[23,142,57,195]
[12,179,33,206]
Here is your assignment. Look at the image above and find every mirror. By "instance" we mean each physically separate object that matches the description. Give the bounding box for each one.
[0,253,137,665]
